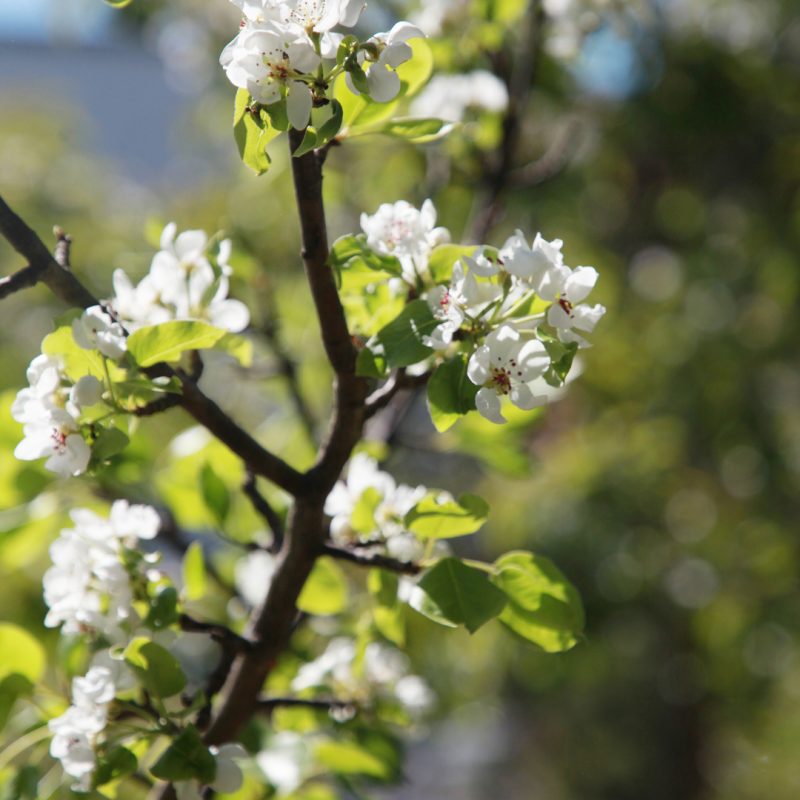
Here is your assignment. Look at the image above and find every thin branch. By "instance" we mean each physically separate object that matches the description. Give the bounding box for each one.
[0,264,39,299]
[0,195,98,308]
[509,119,582,187]
[256,696,357,713]
[364,370,431,419]
[130,393,183,417]
[179,614,256,654]
[243,471,285,550]
[469,0,546,242]
[261,315,319,447]
[322,543,423,575]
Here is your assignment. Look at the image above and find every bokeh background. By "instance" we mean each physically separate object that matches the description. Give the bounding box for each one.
[1,0,800,798]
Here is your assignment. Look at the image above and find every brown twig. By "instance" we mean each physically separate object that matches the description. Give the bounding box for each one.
[243,470,285,550]
[322,543,423,575]
[469,0,547,242]
[257,696,357,714]
[179,614,256,654]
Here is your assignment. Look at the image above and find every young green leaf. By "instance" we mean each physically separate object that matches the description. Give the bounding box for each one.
[427,355,480,432]
[93,746,138,787]
[0,624,45,684]
[314,740,390,779]
[416,558,506,633]
[427,244,479,284]
[182,542,207,602]
[404,493,489,539]
[145,585,180,630]
[233,89,281,175]
[372,117,454,143]
[123,638,187,698]
[200,461,231,525]
[127,320,228,367]
[365,299,437,371]
[150,725,217,784]
[297,557,348,616]
[491,551,584,652]
[91,427,129,463]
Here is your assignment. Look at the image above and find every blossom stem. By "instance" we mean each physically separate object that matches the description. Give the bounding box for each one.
[0,723,51,771]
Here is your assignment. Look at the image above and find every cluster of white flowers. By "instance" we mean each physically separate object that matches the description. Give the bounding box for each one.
[325,453,433,562]
[359,199,606,424]
[111,223,249,334]
[360,199,450,285]
[44,501,160,788]
[220,0,424,127]
[12,355,102,477]
[410,70,509,123]
[292,636,435,714]
[43,500,161,639]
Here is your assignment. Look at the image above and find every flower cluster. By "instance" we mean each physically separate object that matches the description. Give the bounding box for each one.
[44,501,159,788]
[220,0,424,128]
[110,223,249,334]
[43,500,161,639]
[292,636,435,715]
[410,69,509,123]
[325,453,435,561]
[12,355,101,477]
[355,199,606,424]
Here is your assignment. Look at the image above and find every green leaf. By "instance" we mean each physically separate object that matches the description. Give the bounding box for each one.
[41,326,106,381]
[427,355,479,432]
[404,493,488,539]
[427,244,479,284]
[314,740,390,779]
[128,320,228,367]
[329,234,402,276]
[374,117,454,143]
[491,551,584,652]
[358,300,436,375]
[293,126,318,158]
[350,486,382,535]
[200,462,231,525]
[355,346,388,379]
[124,638,187,698]
[0,623,45,683]
[297,557,348,616]
[215,333,253,367]
[150,725,216,784]
[416,558,507,633]
[103,0,133,7]
[395,38,434,99]
[0,674,34,730]
[91,427,129,462]
[315,100,344,148]
[369,569,405,645]
[182,542,207,603]
[94,746,138,787]
[233,89,281,175]
[145,585,179,630]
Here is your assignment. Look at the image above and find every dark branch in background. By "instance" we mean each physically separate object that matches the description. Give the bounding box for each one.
[260,310,319,447]
[179,614,256,654]
[257,696,357,714]
[510,119,582,188]
[364,369,431,419]
[322,543,423,575]
[470,0,546,242]
[243,470,285,550]
[0,196,99,307]
[0,264,39,300]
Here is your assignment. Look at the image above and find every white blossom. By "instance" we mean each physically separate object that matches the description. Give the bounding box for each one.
[14,406,91,477]
[543,265,606,346]
[360,199,449,283]
[499,230,564,284]
[410,70,509,123]
[220,23,319,128]
[235,549,277,607]
[69,376,103,410]
[72,306,127,360]
[467,325,550,424]
[353,22,425,103]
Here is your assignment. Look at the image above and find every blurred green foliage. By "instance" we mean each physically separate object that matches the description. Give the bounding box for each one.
[1,0,799,798]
